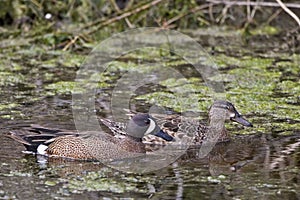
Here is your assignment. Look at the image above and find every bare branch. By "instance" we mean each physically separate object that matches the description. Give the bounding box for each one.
[82,0,166,35]
[207,0,300,27]
[275,0,300,27]
[206,0,300,8]
[165,4,211,27]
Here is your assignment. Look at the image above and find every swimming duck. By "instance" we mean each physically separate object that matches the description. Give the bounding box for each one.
[102,101,253,145]
[5,113,173,161]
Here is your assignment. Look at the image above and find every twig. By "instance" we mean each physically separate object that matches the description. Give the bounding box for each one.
[216,4,230,24]
[109,0,134,28]
[246,0,251,22]
[275,0,300,27]
[208,3,215,22]
[62,35,79,51]
[83,0,166,35]
[206,0,300,8]
[165,4,211,27]
[243,0,260,28]
[63,0,166,50]
[266,9,282,25]
[207,0,300,27]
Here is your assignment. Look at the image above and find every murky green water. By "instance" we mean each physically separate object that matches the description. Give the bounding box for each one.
[0,27,299,199]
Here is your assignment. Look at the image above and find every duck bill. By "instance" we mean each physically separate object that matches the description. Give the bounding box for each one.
[154,129,174,141]
[231,115,253,127]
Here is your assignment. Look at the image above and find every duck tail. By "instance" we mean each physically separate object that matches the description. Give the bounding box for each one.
[4,125,76,153]
[4,130,53,153]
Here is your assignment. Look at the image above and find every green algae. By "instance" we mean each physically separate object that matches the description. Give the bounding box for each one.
[45,81,85,95]
[106,60,143,72]
[0,103,20,111]
[214,55,274,69]
[45,75,111,95]
[0,72,27,87]
[135,77,212,113]
[277,81,300,95]
[66,170,147,194]
[249,25,280,36]
[44,180,57,186]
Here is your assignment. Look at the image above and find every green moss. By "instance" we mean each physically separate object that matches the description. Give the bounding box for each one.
[277,81,300,95]
[106,61,141,72]
[44,180,57,186]
[250,25,280,35]
[45,81,84,95]
[45,76,110,95]
[0,72,27,87]
[214,55,274,70]
[67,170,146,194]
[135,77,214,112]
[0,103,19,111]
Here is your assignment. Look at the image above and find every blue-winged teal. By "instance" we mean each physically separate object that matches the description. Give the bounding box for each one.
[5,113,173,161]
[102,101,253,145]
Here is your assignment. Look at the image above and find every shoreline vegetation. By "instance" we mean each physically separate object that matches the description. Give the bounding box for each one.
[0,0,299,52]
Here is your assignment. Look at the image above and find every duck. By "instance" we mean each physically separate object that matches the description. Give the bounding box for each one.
[102,100,253,146]
[5,113,173,161]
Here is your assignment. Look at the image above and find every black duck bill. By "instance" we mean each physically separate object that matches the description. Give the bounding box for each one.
[154,129,174,141]
[231,114,253,127]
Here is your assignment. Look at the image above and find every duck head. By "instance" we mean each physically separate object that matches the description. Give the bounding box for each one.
[126,113,174,141]
[209,100,253,127]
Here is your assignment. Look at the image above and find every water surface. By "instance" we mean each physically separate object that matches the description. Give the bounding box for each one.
[0,27,299,199]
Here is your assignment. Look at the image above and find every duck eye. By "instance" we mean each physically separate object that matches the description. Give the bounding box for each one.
[144,119,150,124]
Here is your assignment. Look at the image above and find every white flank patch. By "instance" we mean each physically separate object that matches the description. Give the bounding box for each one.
[37,144,48,155]
[145,118,156,135]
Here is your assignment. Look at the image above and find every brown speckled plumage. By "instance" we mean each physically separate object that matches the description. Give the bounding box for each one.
[104,101,253,146]
[45,133,146,161]
[5,129,147,161]
[46,135,94,160]
[5,113,170,161]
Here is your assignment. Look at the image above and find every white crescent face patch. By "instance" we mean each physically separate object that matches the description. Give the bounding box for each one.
[229,111,236,118]
[145,118,156,135]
